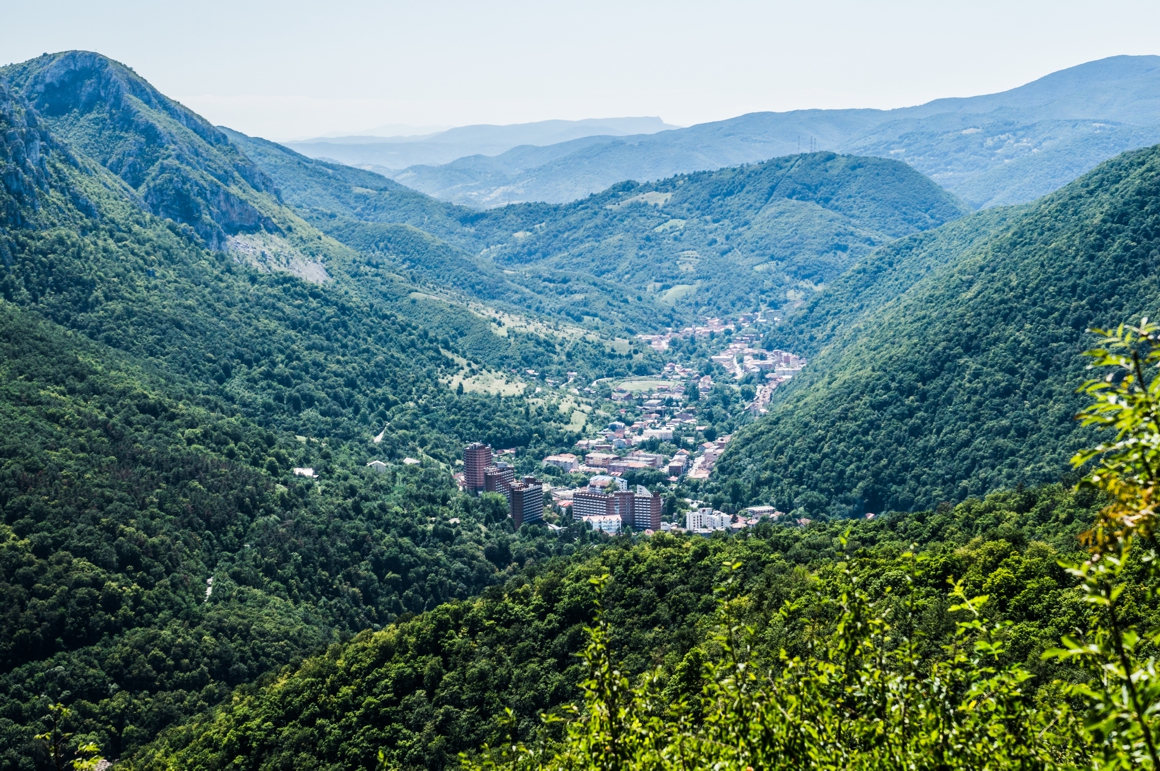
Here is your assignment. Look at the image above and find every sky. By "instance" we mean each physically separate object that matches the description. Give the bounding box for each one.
[3,0,1160,141]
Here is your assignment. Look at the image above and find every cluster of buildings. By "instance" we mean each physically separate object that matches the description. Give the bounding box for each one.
[461,442,810,537]
[597,389,702,450]
[464,442,545,528]
[637,313,773,352]
[571,476,662,532]
[573,442,677,473]
[710,339,806,382]
[685,436,731,480]
[453,310,812,534]
[676,505,785,535]
[748,382,782,415]
[622,321,808,449]
[553,444,688,477]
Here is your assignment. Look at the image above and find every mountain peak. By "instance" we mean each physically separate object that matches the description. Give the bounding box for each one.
[0,50,280,247]
[2,50,226,154]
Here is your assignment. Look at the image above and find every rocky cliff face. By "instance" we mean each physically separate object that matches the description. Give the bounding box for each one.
[0,51,279,248]
[0,84,55,221]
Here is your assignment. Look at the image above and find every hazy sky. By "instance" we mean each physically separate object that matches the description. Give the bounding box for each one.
[3,0,1160,140]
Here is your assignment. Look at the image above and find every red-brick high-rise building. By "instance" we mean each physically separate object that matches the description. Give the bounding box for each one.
[484,462,515,500]
[464,442,492,493]
[633,486,663,531]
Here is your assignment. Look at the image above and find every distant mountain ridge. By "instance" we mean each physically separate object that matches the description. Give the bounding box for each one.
[286,116,677,171]
[285,56,1160,209]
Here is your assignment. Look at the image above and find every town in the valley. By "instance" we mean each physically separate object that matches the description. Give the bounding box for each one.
[439,312,812,536]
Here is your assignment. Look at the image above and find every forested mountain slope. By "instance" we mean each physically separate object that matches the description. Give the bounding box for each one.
[0,57,626,766]
[467,153,968,317]
[126,484,1099,770]
[0,52,650,357]
[226,128,681,330]
[221,128,469,240]
[0,51,301,252]
[229,133,968,322]
[0,299,593,767]
[715,142,1160,515]
[762,206,1025,357]
[2,52,650,391]
[0,83,560,454]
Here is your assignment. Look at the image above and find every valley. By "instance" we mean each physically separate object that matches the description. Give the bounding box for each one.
[2,44,1160,771]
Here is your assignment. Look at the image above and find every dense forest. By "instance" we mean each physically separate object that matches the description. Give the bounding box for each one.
[0,293,601,767]
[758,206,1023,358]
[125,484,1101,770]
[716,142,1160,515]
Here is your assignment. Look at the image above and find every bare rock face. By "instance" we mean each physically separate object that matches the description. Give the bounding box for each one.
[226,233,330,285]
[0,85,53,218]
[0,51,280,248]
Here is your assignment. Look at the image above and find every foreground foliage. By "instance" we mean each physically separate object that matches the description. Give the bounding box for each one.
[125,481,1101,770]
[462,320,1160,770]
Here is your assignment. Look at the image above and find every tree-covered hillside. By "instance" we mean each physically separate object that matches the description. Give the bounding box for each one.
[226,128,679,331]
[0,298,599,768]
[761,205,1024,358]
[470,152,967,317]
[1,51,299,252]
[229,135,968,323]
[220,128,468,241]
[124,484,1101,770]
[716,142,1160,515]
[0,58,638,767]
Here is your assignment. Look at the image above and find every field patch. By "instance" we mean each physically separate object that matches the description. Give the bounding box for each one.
[616,378,668,393]
[658,283,697,305]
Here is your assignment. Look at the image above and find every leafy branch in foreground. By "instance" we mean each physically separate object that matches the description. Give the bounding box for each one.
[462,562,1083,770]
[1044,319,1160,770]
[34,704,106,771]
[1071,320,1160,547]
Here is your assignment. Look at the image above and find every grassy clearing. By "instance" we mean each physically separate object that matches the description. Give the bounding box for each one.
[658,283,698,305]
[605,191,674,209]
[567,410,588,431]
[443,371,527,396]
[653,218,685,233]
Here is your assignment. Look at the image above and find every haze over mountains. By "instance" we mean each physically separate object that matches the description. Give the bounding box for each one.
[283,55,1160,209]
[286,117,677,174]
